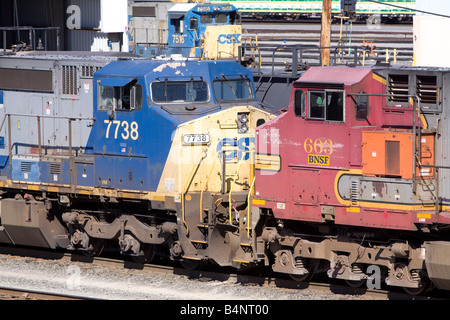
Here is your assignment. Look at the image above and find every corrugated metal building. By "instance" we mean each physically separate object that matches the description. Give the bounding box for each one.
[1,0,128,52]
[65,0,128,52]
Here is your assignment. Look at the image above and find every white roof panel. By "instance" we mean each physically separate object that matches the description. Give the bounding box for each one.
[168,3,197,13]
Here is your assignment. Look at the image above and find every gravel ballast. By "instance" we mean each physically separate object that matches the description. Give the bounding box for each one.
[0,254,376,300]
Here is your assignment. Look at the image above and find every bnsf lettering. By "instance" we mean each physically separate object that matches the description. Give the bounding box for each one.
[308,154,330,166]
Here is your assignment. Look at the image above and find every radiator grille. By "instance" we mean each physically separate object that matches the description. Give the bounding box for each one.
[388,74,409,104]
[21,161,32,172]
[50,163,62,175]
[81,65,101,78]
[62,65,78,95]
[416,75,437,105]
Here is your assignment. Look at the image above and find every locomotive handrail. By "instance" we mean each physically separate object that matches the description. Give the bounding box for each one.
[4,112,95,176]
[182,147,207,235]
[348,92,449,214]
[270,44,319,78]
[238,44,262,75]
[4,112,95,121]
[268,44,361,78]
[247,176,256,238]
[1,26,60,55]
[229,154,245,224]
[200,152,219,223]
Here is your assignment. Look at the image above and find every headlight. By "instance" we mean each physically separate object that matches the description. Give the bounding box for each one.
[238,113,248,124]
[238,113,249,133]
[238,123,248,134]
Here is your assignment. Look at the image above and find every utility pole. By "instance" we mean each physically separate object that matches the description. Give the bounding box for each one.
[320,0,332,66]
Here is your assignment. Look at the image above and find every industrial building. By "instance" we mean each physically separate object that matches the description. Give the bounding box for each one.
[0,0,132,52]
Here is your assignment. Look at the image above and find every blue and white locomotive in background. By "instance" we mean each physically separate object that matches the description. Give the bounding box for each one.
[128,2,242,59]
[0,51,272,266]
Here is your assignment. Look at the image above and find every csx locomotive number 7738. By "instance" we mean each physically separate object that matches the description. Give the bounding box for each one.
[0,52,272,268]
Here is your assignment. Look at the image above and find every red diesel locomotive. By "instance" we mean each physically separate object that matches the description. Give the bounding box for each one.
[252,66,450,294]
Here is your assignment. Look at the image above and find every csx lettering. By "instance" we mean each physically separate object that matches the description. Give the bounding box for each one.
[104,120,139,140]
[308,154,330,166]
[217,137,254,161]
[218,33,241,44]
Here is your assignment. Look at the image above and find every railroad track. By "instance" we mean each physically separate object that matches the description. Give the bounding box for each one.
[0,245,442,300]
[243,28,412,41]
[0,286,92,300]
[240,24,413,67]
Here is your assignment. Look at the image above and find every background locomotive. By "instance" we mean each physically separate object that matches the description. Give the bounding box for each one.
[129,2,242,59]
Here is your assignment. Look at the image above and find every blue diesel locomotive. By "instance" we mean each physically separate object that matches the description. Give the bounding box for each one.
[0,51,272,266]
[129,2,242,60]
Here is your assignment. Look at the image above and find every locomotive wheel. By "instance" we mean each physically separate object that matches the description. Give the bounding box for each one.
[289,273,313,282]
[82,238,105,257]
[344,279,367,288]
[132,244,156,264]
[403,279,430,296]
[180,259,206,270]
[289,258,315,282]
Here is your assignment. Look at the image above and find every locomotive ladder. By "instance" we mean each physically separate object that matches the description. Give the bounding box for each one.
[412,97,450,215]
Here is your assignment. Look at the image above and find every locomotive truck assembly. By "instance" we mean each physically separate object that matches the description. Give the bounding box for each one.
[1,50,450,296]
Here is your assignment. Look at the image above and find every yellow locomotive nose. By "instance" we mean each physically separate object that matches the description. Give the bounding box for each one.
[156,105,273,196]
[154,104,272,268]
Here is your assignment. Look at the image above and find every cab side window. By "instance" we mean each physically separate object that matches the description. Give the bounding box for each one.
[355,91,369,120]
[309,91,325,119]
[308,90,344,122]
[98,81,143,111]
[294,89,305,117]
[326,91,343,121]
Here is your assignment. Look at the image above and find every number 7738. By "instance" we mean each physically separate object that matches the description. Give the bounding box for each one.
[104,120,139,140]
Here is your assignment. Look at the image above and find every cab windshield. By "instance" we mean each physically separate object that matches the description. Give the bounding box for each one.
[151,80,209,103]
[213,77,254,102]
